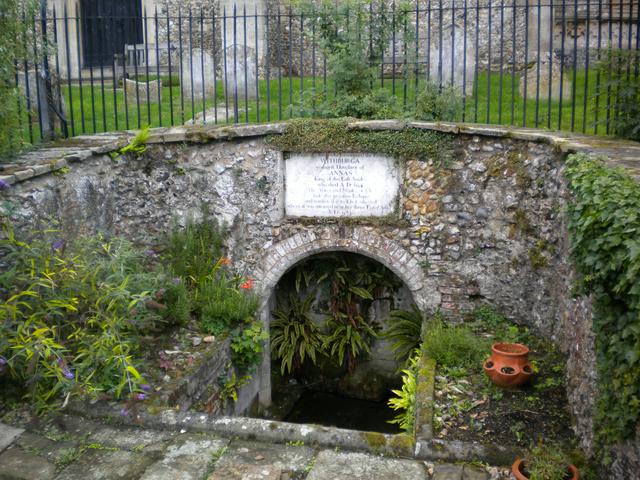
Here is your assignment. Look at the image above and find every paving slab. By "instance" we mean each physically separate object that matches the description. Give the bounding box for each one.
[462,465,490,480]
[305,450,427,480]
[433,463,463,480]
[87,424,175,455]
[0,423,24,453]
[0,446,56,480]
[210,440,315,479]
[15,431,79,463]
[55,448,155,480]
[138,435,229,480]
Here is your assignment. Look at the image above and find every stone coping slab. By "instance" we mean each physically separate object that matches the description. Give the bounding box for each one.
[66,399,520,466]
[1,120,639,188]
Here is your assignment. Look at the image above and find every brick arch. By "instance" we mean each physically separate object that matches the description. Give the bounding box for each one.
[254,226,426,308]
[252,226,428,407]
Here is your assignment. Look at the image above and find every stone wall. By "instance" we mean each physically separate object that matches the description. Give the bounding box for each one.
[2,121,640,478]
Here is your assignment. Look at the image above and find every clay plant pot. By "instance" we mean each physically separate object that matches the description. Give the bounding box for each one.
[483,342,533,388]
[512,458,580,480]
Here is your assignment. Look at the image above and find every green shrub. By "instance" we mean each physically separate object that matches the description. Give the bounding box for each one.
[565,153,640,445]
[199,278,258,335]
[0,0,37,159]
[415,81,464,122]
[388,351,419,433]
[270,294,325,375]
[230,321,268,372]
[160,280,191,327]
[422,312,490,370]
[163,212,226,287]
[384,305,423,364]
[0,225,154,411]
[593,49,640,141]
[524,443,574,480]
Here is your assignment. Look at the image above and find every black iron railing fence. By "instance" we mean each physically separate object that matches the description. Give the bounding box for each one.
[12,1,640,144]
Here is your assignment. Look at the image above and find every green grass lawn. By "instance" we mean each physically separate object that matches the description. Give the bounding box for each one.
[20,69,615,144]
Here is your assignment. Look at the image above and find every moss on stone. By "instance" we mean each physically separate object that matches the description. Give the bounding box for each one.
[266,118,453,164]
[363,432,387,451]
[388,433,414,457]
[289,215,410,228]
[529,239,549,269]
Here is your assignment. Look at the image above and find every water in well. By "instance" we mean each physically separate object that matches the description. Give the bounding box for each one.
[282,390,401,434]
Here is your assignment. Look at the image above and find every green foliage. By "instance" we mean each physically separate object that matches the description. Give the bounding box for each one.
[198,275,258,336]
[415,81,464,122]
[271,294,325,375]
[163,212,226,287]
[0,226,157,410]
[593,49,640,141]
[217,370,250,405]
[384,305,423,363]
[422,312,490,370]
[119,126,151,157]
[525,443,574,480]
[471,305,525,344]
[0,0,37,159]
[565,153,640,445]
[230,321,268,372]
[160,280,191,327]
[388,351,419,433]
[319,90,403,120]
[267,118,452,164]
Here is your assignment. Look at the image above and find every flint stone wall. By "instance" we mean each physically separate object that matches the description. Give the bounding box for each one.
[2,121,640,478]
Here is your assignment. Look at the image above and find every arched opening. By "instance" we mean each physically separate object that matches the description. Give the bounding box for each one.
[260,251,421,433]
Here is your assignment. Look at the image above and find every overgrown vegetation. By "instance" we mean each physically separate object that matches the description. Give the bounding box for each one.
[0,212,264,411]
[387,350,419,433]
[0,0,37,159]
[383,305,423,363]
[593,49,640,141]
[267,118,453,164]
[565,153,640,447]
[422,311,490,371]
[270,253,400,375]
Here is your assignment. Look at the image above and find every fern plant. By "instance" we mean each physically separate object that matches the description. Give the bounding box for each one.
[270,294,325,375]
[384,305,423,364]
[388,352,419,433]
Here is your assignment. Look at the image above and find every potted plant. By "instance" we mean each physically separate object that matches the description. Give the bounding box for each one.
[512,444,580,480]
[483,342,533,388]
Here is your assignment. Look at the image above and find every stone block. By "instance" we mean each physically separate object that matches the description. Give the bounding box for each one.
[0,447,56,480]
[0,423,23,454]
[433,463,464,480]
[305,450,426,480]
[56,449,155,480]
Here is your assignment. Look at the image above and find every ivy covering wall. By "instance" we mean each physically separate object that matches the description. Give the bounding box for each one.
[565,153,640,446]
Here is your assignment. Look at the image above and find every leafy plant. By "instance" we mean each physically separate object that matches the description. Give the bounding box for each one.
[230,321,268,372]
[388,351,419,433]
[384,305,423,363]
[0,0,37,159]
[593,49,640,141]
[414,81,464,122]
[119,126,151,157]
[163,211,226,288]
[199,275,258,336]
[0,224,154,411]
[524,443,574,480]
[565,153,640,445]
[270,294,325,375]
[422,312,490,370]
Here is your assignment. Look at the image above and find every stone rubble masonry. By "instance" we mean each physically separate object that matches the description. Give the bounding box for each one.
[1,120,640,479]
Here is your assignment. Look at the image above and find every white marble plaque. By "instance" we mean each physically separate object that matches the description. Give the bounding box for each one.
[285,153,399,217]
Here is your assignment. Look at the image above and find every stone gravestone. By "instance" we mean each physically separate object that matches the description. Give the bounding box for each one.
[428,23,476,92]
[183,48,217,98]
[285,153,400,218]
[223,44,258,103]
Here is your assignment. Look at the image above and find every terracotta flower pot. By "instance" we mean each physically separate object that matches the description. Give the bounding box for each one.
[483,342,533,388]
[512,457,580,480]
